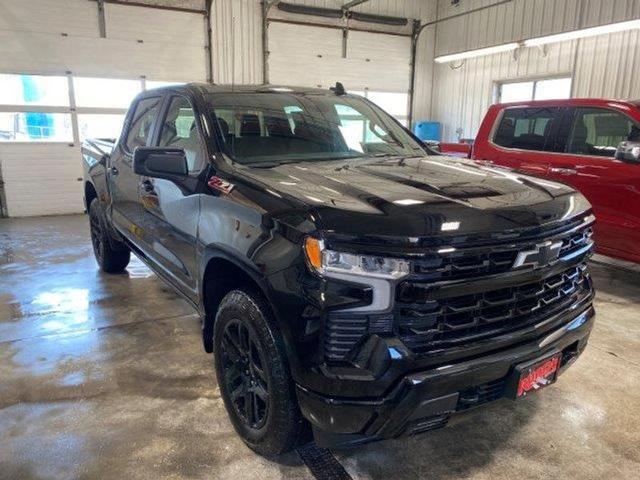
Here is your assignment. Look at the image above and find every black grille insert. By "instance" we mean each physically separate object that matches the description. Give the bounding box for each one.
[396,263,591,354]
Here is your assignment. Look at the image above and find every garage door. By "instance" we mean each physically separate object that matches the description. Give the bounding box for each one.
[268,22,412,124]
[0,0,206,217]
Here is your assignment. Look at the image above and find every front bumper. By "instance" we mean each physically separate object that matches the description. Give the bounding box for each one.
[297,305,594,448]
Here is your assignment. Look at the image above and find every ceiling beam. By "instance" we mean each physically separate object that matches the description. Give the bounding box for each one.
[342,0,370,10]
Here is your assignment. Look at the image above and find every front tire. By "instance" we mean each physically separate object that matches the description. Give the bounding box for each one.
[89,198,130,273]
[213,289,306,455]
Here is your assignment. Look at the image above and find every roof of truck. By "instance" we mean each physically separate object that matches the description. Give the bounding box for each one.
[147,82,337,96]
[492,98,640,109]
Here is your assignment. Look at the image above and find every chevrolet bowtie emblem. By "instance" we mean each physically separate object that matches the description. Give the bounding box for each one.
[513,240,563,269]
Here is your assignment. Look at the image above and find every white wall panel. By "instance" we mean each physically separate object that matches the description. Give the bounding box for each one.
[104,3,206,46]
[0,31,207,81]
[412,24,436,123]
[435,0,581,56]
[212,0,263,84]
[0,0,98,37]
[573,30,640,99]
[0,144,84,217]
[268,23,411,92]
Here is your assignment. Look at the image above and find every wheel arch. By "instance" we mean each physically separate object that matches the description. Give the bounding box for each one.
[200,252,272,353]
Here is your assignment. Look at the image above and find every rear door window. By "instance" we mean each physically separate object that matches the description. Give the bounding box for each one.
[493,107,560,152]
[565,107,640,157]
[124,96,162,153]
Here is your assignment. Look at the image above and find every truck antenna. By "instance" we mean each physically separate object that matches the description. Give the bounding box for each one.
[330,82,346,96]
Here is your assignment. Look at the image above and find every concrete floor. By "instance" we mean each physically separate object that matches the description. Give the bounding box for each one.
[0,214,639,480]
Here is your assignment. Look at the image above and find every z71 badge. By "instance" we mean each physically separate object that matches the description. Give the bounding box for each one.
[207,176,235,194]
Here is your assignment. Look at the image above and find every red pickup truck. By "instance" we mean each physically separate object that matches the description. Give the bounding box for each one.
[440,99,640,264]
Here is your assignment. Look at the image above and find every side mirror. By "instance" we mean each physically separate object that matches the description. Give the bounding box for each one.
[133,147,188,180]
[614,141,640,164]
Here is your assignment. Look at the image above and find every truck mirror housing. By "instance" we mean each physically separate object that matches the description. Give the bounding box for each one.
[614,141,640,164]
[133,147,188,179]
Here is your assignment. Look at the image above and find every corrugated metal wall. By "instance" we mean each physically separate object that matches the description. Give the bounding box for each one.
[212,0,263,84]
[424,0,640,141]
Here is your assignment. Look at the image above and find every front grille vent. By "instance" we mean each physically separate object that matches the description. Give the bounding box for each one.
[396,263,591,354]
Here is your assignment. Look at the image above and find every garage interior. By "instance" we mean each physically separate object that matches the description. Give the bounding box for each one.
[1,0,639,479]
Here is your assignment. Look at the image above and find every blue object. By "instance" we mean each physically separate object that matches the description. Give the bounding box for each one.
[414,121,441,142]
[21,76,54,139]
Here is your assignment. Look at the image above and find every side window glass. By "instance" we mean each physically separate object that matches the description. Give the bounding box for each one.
[493,107,559,152]
[125,97,161,153]
[567,108,637,157]
[158,96,204,173]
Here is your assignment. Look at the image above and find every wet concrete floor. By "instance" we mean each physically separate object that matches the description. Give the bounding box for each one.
[1,214,638,479]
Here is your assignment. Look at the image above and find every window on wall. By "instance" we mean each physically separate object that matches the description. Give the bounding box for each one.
[74,77,141,109]
[0,74,73,142]
[0,74,69,106]
[352,90,409,125]
[0,73,180,143]
[0,112,73,142]
[498,77,572,103]
[78,114,126,141]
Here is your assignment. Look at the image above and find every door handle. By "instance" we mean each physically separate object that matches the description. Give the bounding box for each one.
[140,179,154,193]
[549,167,577,175]
[110,166,119,176]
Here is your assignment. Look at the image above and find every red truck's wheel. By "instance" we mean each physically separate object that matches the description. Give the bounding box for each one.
[89,199,131,273]
[213,289,307,455]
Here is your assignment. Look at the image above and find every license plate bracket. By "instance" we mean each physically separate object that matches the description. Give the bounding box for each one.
[507,352,562,399]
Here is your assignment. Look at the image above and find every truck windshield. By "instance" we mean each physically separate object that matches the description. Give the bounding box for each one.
[207,92,425,166]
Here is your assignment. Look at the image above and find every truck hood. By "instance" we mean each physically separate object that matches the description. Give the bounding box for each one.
[240,155,590,238]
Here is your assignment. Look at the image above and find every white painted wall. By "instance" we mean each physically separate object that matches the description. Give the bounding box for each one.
[419,0,640,141]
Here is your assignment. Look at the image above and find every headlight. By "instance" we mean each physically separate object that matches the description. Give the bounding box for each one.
[304,237,409,279]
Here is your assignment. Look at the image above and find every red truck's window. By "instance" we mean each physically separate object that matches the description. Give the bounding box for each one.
[566,107,639,158]
[493,107,559,152]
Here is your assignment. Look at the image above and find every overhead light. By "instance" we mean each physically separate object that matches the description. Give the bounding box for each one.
[524,19,640,47]
[434,43,519,63]
[393,199,425,206]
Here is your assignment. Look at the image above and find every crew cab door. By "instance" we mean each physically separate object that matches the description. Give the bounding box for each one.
[483,106,562,176]
[109,95,163,236]
[545,106,640,262]
[135,94,206,299]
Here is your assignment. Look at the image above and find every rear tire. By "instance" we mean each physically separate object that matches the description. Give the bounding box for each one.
[213,289,306,455]
[89,198,130,273]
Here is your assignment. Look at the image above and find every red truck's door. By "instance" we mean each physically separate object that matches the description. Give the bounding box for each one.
[474,106,562,176]
[545,106,640,263]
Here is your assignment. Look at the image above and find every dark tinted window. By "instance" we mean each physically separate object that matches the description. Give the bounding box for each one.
[125,96,161,152]
[566,107,639,157]
[493,107,559,152]
[208,92,425,166]
[158,96,203,172]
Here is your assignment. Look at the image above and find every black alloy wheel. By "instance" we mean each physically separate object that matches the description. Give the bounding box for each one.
[89,204,105,264]
[219,319,270,430]
[88,199,130,273]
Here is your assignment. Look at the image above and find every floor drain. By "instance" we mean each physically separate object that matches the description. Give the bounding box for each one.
[296,443,352,480]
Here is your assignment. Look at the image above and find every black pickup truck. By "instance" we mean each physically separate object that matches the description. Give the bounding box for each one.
[82,83,596,455]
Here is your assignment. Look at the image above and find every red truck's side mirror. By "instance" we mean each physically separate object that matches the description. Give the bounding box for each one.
[615,141,640,164]
[133,147,188,180]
